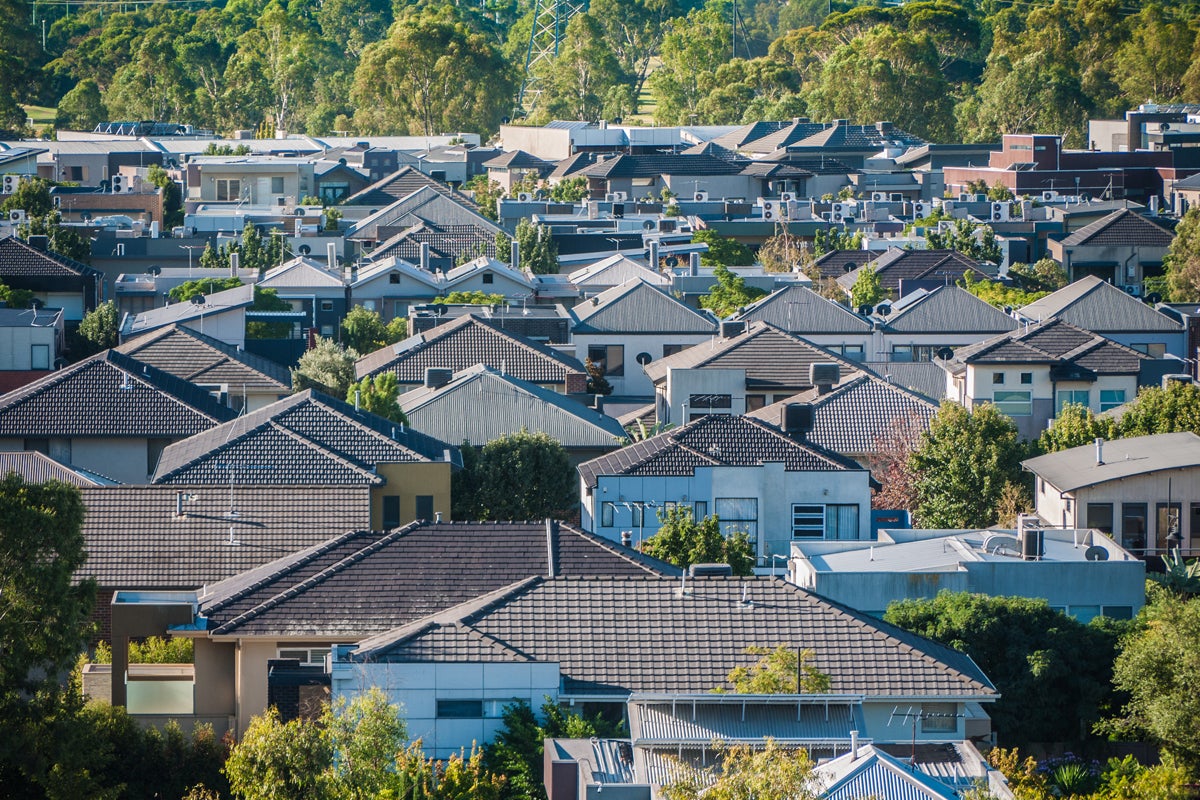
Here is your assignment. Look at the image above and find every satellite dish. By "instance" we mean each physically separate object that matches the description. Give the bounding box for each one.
[1085,545,1109,561]
[148,265,161,276]
[876,304,891,317]
[1161,122,1171,132]
[642,220,655,231]
[843,262,856,273]
[636,352,652,366]
[936,346,954,360]
[1146,292,1163,305]
[664,256,679,268]
[858,304,873,316]
[299,244,312,255]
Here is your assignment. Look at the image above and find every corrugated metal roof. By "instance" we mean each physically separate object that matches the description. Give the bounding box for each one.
[882,286,1018,334]
[822,749,958,800]
[1018,276,1183,332]
[570,280,717,334]
[630,700,859,744]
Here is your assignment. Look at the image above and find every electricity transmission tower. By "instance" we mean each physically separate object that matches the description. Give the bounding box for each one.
[514,0,588,118]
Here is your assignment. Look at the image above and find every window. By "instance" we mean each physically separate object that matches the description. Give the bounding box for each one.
[745,395,766,412]
[1102,606,1134,620]
[437,700,484,718]
[382,496,401,529]
[1100,389,1126,411]
[661,500,678,514]
[891,344,940,362]
[716,498,757,548]
[1086,503,1113,534]
[587,344,624,377]
[792,505,824,538]
[415,495,434,521]
[693,501,707,519]
[1056,390,1089,413]
[320,325,334,336]
[1131,343,1167,357]
[216,179,241,202]
[630,503,644,528]
[662,344,687,357]
[1157,502,1182,550]
[825,504,859,540]
[278,647,330,667]
[30,344,49,370]
[993,390,1032,416]
[389,273,401,284]
[482,273,494,284]
[1020,372,1033,384]
[271,176,285,194]
[320,300,334,311]
[1121,503,1147,552]
[23,438,49,454]
[601,501,615,527]
[688,394,732,415]
[921,703,957,733]
[992,372,1005,385]
[839,344,865,361]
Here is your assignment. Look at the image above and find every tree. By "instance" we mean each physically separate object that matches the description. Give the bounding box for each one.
[661,739,822,800]
[721,645,831,694]
[885,591,1126,745]
[55,78,107,130]
[909,402,1030,529]
[292,337,359,397]
[435,291,506,305]
[698,264,767,318]
[0,177,54,217]
[584,357,612,396]
[466,176,503,222]
[341,305,389,353]
[247,287,293,340]
[649,4,732,125]
[1114,4,1195,105]
[514,219,560,275]
[532,13,625,124]
[20,212,93,264]
[346,373,406,425]
[870,411,926,511]
[960,272,1048,309]
[1165,207,1200,302]
[383,741,503,800]
[1007,258,1067,293]
[757,230,806,274]
[325,689,408,800]
[77,300,120,355]
[1107,591,1200,767]
[454,430,576,521]
[1116,381,1200,437]
[1038,404,1117,453]
[147,163,184,229]
[693,229,754,267]
[925,218,1001,263]
[640,506,754,575]
[169,276,243,302]
[351,6,515,137]
[849,264,883,307]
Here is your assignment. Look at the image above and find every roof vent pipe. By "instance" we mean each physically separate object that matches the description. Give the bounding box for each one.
[229,251,239,278]
[327,241,338,271]
[419,241,430,272]
[1095,437,1104,466]
[850,730,859,760]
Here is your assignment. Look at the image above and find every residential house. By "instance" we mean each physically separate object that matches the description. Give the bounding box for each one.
[185,156,316,206]
[116,324,291,411]
[875,285,1019,363]
[482,150,554,194]
[0,307,65,391]
[578,413,874,559]
[347,257,442,321]
[313,160,372,205]
[567,279,718,397]
[0,350,236,483]
[150,389,457,530]
[356,314,588,393]
[0,450,104,486]
[791,525,1144,620]
[120,283,255,349]
[1044,209,1174,288]
[408,302,571,344]
[1017,275,1186,358]
[1174,172,1200,209]
[340,166,467,210]
[441,256,536,301]
[568,255,670,298]
[333,573,996,759]
[642,321,861,424]
[733,285,873,362]
[114,266,260,317]
[50,184,165,227]
[346,186,505,267]
[398,365,625,464]
[836,248,994,300]
[810,249,877,283]
[939,319,1153,440]
[258,256,348,338]
[105,520,676,736]
[578,153,749,202]
[1024,432,1200,556]
[0,145,46,178]
[748,372,937,468]
[0,235,103,321]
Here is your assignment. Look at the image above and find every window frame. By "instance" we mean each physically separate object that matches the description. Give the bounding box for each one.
[1099,389,1126,412]
[993,390,1032,416]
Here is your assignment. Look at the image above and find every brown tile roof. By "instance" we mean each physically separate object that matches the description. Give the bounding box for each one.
[1059,209,1173,248]
[947,318,1149,375]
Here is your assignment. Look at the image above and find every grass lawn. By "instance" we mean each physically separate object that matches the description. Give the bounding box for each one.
[23,105,55,126]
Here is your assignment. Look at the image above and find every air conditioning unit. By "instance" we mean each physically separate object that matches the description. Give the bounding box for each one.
[110,175,127,193]
[1041,190,1058,202]
[760,199,777,215]
[991,201,1010,222]
[763,208,779,221]
[913,201,931,218]
[2,175,19,194]
[7,209,25,224]
[779,191,795,203]
[516,192,533,202]
[958,192,971,202]
[611,191,628,202]
[871,191,887,202]
[1123,284,1141,297]
[693,190,709,202]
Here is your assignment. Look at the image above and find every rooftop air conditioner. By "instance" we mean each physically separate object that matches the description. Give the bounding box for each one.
[110,175,127,193]
[1042,190,1057,201]
[991,201,1010,222]
[516,192,533,202]
[2,175,18,194]
[611,191,628,202]
[871,191,887,202]
[694,190,709,202]
[913,201,931,218]
[7,209,25,224]
[779,191,796,203]
[763,208,779,221]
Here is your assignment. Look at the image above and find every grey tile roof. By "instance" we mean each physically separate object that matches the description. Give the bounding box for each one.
[80,484,372,588]
[197,521,679,637]
[117,324,291,392]
[1018,276,1183,333]
[748,374,937,457]
[341,166,462,207]
[837,249,994,295]
[1059,209,1173,247]
[792,122,926,151]
[347,186,503,242]
[355,314,586,384]
[707,121,791,150]
[881,286,1019,334]
[368,222,500,263]
[0,350,236,438]
[735,285,872,334]
[353,575,997,698]
[398,365,626,450]
[810,250,876,281]
[946,319,1149,375]
[580,154,744,179]
[738,121,830,153]
[569,280,718,335]
[0,235,102,279]
[642,322,860,391]
[0,451,101,486]
[569,256,669,288]
[861,362,947,402]
[577,413,863,489]
[153,389,454,484]
[483,149,554,170]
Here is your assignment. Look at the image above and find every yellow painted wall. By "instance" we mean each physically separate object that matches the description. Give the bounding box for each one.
[370,462,452,528]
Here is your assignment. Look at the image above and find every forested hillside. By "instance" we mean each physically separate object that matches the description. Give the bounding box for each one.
[2,0,1199,144]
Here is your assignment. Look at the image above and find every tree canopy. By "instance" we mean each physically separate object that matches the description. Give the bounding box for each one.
[640,506,754,575]
[453,430,576,521]
[292,337,359,397]
[699,263,768,318]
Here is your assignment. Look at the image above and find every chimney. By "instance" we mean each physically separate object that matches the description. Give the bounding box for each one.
[327,242,338,271]
[229,251,239,278]
[649,240,660,268]
[689,251,700,275]
[1095,437,1104,465]
[850,730,859,761]
[419,242,430,272]
[511,239,520,270]
[875,121,894,133]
